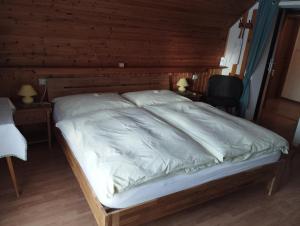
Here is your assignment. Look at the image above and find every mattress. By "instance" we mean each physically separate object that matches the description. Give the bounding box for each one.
[60,128,280,209]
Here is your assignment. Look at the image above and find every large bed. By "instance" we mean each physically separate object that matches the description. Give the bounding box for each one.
[48,76,289,226]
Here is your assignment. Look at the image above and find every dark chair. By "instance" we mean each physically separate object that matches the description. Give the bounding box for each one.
[205,75,243,115]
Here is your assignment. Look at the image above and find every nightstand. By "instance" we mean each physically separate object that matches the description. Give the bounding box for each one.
[175,90,204,102]
[14,102,52,149]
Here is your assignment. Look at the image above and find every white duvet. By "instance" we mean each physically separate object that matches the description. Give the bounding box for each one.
[56,107,217,197]
[145,102,289,162]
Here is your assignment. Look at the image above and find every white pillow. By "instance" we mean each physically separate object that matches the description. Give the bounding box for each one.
[53,93,135,122]
[122,90,191,107]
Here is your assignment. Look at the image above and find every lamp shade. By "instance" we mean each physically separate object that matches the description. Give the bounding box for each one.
[176,78,189,92]
[18,84,37,97]
[176,78,188,87]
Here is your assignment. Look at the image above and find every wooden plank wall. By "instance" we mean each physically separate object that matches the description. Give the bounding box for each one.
[0,0,254,67]
[0,0,254,99]
[0,67,221,101]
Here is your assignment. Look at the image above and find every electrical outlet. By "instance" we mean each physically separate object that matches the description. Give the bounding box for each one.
[192,74,199,80]
[38,78,47,86]
[118,62,125,68]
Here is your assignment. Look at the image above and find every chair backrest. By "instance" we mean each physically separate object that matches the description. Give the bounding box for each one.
[207,75,243,101]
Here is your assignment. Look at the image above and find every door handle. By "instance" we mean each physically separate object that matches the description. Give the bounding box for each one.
[271,69,276,77]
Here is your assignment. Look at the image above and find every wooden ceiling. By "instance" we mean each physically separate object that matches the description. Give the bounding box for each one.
[0,0,255,68]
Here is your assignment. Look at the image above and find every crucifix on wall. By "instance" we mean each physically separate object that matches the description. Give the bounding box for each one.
[230,11,255,77]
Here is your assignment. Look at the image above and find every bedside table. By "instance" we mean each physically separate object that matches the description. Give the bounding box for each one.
[14,103,52,149]
[175,91,204,102]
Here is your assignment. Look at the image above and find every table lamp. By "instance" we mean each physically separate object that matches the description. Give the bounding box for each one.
[18,84,37,104]
[176,78,188,92]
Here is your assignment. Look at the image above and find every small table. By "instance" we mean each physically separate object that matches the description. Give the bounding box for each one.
[175,90,204,102]
[0,98,27,197]
[14,103,52,149]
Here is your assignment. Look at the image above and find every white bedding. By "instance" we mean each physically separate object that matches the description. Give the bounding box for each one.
[61,127,280,208]
[122,90,191,107]
[53,92,287,209]
[145,102,289,162]
[56,107,217,197]
[0,98,27,160]
[53,93,135,121]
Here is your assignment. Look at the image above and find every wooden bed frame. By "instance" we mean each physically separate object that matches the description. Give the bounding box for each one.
[48,76,287,226]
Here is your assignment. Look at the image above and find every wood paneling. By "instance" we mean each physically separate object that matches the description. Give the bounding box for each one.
[0,67,221,101]
[0,0,255,67]
[47,75,171,101]
[0,0,254,100]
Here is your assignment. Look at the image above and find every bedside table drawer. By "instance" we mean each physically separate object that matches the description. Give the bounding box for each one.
[14,109,48,125]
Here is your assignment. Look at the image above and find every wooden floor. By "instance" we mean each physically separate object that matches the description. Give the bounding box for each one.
[0,142,299,226]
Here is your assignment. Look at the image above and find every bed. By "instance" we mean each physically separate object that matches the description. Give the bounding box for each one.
[48,76,289,226]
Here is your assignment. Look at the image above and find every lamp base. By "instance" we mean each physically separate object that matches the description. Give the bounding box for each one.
[22,96,34,104]
[178,86,186,93]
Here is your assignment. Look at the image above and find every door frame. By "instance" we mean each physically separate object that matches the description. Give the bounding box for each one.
[255,10,300,121]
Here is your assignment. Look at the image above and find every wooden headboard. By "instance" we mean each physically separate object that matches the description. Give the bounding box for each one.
[47,74,171,101]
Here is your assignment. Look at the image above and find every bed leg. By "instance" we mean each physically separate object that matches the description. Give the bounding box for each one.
[267,176,277,196]
[267,160,286,196]
[105,212,120,226]
[112,213,120,226]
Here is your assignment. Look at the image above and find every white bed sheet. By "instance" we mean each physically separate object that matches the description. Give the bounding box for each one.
[60,128,280,209]
[0,98,27,160]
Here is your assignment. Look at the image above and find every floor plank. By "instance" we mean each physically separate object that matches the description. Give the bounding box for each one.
[0,145,97,226]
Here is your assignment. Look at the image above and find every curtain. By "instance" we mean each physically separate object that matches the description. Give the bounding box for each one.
[240,0,280,116]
